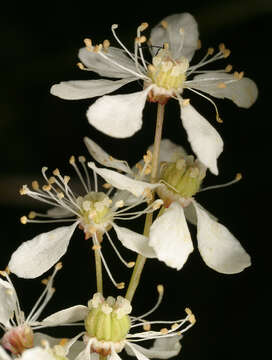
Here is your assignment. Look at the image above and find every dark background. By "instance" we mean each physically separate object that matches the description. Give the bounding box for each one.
[0,1,269,359]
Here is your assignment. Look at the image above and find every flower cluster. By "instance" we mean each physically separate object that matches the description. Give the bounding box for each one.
[1,12,256,360]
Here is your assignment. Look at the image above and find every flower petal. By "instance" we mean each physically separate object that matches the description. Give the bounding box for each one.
[193,201,251,274]
[46,206,74,218]
[125,342,149,360]
[149,202,193,270]
[180,102,223,175]
[86,86,152,138]
[184,201,218,226]
[112,224,156,258]
[0,278,17,328]
[50,78,135,100]
[84,137,133,175]
[20,347,54,360]
[189,73,258,108]
[125,336,182,359]
[149,13,199,61]
[41,305,89,326]
[148,138,187,163]
[88,162,159,198]
[79,46,144,79]
[8,223,78,278]
[0,346,11,360]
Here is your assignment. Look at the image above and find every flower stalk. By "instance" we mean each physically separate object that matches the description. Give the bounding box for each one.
[125,103,165,302]
[94,233,103,294]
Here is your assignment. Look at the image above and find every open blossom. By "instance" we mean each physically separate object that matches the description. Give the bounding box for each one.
[8,156,162,286]
[84,137,251,274]
[73,290,195,360]
[0,264,87,357]
[51,13,257,175]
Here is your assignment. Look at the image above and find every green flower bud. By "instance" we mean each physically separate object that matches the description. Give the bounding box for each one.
[85,293,131,345]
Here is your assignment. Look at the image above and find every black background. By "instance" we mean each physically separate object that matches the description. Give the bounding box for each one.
[0,1,269,359]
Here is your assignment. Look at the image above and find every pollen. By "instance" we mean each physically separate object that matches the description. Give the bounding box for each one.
[116,282,125,289]
[53,168,60,176]
[127,262,135,268]
[235,172,242,180]
[143,322,151,331]
[32,180,39,190]
[160,328,168,334]
[157,284,164,294]
[20,216,28,224]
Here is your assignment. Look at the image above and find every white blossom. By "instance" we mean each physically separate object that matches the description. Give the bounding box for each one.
[51,13,257,175]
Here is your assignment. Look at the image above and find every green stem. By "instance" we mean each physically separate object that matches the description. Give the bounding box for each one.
[94,233,103,294]
[125,103,165,302]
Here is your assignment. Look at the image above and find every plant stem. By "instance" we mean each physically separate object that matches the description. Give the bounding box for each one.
[94,233,103,294]
[125,103,165,302]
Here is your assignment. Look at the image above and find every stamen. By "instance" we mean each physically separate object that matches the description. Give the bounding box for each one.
[199,173,242,192]
[225,64,232,72]
[78,156,92,192]
[20,216,28,224]
[32,181,39,190]
[104,230,135,268]
[69,156,89,194]
[134,284,164,320]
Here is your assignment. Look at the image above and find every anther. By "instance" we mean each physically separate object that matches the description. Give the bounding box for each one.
[77,62,85,70]
[53,168,60,176]
[127,262,135,268]
[28,211,36,219]
[139,22,149,31]
[235,173,242,180]
[58,339,68,346]
[182,98,190,107]
[161,20,168,29]
[163,42,169,50]
[185,308,196,325]
[147,64,156,73]
[42,184,52,192]
[55,262,63,270]
[102,183,112,189]
[19,185,28,195]
[84,38,93,50]
[219,43,226,52]
[217,82,226,88]
[171,323,179,330]
[92,244,101,251]
[64,176,70,184]
[225,64,232,72]
[32,180,39,190]
[143,323,151,331]
[115,200,124,208]
[57,192,65,199]
[197,39,202,49]
[48,176,56,184]
[216,114,223,123]
[116,282,125,289]
[69,156,75,164]
[103,39,110,50]
[135,36,147,44]
[207,47,214,56]
[94,44,102,52]
[157,284,164,294]
[223,49,231,58]
[160,328,168,334]
[78,156,86,163]
[20,216,28,224]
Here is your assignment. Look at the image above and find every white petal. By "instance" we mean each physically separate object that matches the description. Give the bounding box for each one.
[84,137,133,175]
[149,202,193,270]
[189,73,258,108]
[88,162,159,198]
[87,86,152,138]
[148,138,187,163]
[21,347,54,360]
[125,342,149,360]
[41,305,89,325]
[125,336,182,359]
[50,78,135,100]
[46,206,74,218]
[0,278,16,327]
[180,102,223,175]
[150,13,199,61]
[112,224,156,258]
[193,201,251,274]
[184,200,218,226]
[8,223,78,278]
[78,47,144,79]
[0,346,12,360]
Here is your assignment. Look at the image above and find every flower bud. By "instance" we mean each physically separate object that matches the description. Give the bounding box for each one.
[1,325,34,355]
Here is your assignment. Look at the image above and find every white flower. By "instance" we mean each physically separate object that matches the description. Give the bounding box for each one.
[84,137,251,274]
[51,13,258,175]
[8,156,162,286]
[0,264,87,356]
[74,290,195,360]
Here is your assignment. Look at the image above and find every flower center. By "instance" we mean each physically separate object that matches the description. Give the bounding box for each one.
[157,155,206,206]
[77,192,113,234]
[148,49,189,93]
[1,325,34,355]
[85,293,131,354]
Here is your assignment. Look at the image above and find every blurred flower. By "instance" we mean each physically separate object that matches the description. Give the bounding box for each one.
[51,13,258,175]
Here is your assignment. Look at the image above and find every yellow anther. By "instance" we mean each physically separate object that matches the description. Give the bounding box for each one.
[64,176,70,184]
[144,166,151,175]
[143,322,151,331]
[19,186,28,195]
[135,36,147,44]
[216,114,223,123]
[148,64,156,73]
[58,338,68,346]
[55,262,63,270]
[53,168,60,176]
[115,200,124,208]
[92,244,101,250]
[234,71,244,80]
[207,47,214,56]
[0,270,7,277]
[225,64,233,72]
[235,173,242,180]
[103,39,110,50]
[139,22,149,31]
[77,62,85,70]
[116,282,125,289]
[20,216,28,224]
[238,71,244,79]
[127,262,135,268]
[84,38,93,50]
[135,163,143,171]
[219,43,226,52]
[94,44,102,52]
[182,98,190,107]
[102,183,112,189]
[217,82,227,88]
[161,20,168,29]
[48,176,56,184]
[32,180,39,190]
[143,188,153,202]
[41,278,49,285]
[79,156,86,163]
[152,200,163,210]
[28,211,36,219]
[163,42,169,50]
[57,192,64,199]
[223,49,231,58]
[197,39,202,49]
[171,323,179,330]
[160,328,168,334]
[185,307,196,325]
[157,284,164,294]
[42,184,51,192]
[5,267,10,275]
[69,156,75,164]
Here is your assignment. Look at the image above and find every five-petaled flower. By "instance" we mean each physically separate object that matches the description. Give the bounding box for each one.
[51,12,258,175]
